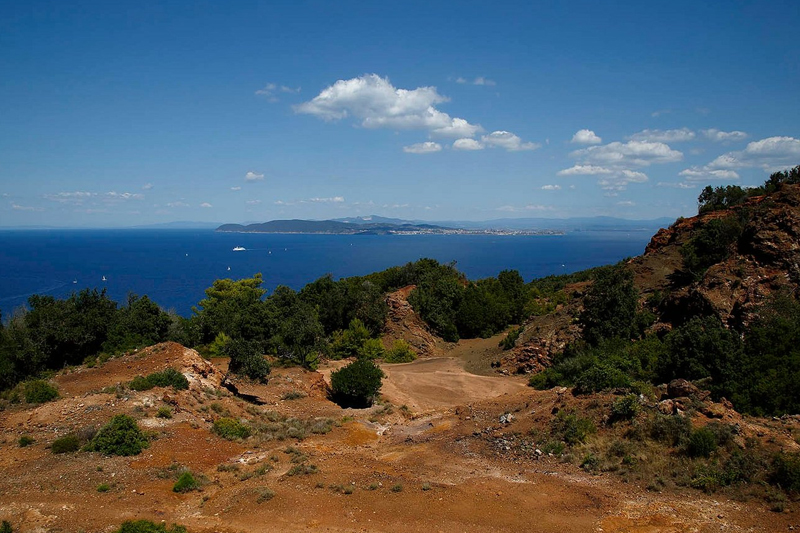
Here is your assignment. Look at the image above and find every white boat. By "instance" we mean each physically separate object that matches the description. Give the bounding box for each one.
[102,276,107,282]
[232,246,246,252]
[227,266,231,271]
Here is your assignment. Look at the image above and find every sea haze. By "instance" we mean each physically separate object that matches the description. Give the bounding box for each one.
[0,229,656,317]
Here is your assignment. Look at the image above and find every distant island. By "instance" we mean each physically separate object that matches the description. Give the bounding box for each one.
[216,218,561,236]
[215,214,675,236]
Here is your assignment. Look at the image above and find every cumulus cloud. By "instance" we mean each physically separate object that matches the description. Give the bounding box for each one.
[142,183,153,190]
[456,76,496,86]
[571,129,602,145]
[44,191,143,204]
[295,74,482,138]
[453,138,484,151]
[481,131,539,151]
[230,186,242,191]
[200,202,213,208]
[628,128,695,143]
[245,171,265,182]
[403,141,442,154]
[657,181,696,189]
[308,196,345,203]
[12,204,43,211]
[255,82,301,102]
[679,167,740,181]
[541,184,561,190]
[557,165,614,176]
[570,140,683,167]
[706,136,800,171]
[702,129,748,142]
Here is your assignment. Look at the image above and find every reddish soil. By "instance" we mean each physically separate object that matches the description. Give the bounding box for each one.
[0,342,795,532]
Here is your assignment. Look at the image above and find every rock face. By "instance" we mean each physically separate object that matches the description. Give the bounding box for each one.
[633,184,800,330]
[381,285,444,357]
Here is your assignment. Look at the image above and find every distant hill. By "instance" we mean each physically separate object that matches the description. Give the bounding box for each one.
[216,219,462,235]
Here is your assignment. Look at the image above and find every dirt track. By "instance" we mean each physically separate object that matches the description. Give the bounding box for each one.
[0,342,794,533]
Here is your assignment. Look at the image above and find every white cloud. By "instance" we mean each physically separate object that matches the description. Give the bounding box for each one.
[657,181,696,189]
[230,186,242,191]
[702,129,748,142]
[200,202,213,208]
[481,131,539,152]
[628,128,695,143]
[617,200,635,207]
[295,74,482,138]
[541,184,561,190]
[496,204,553,213]
[706,136,800,171]
[571,129,602,145]
[167,201,189,208]
[557,165,614,176]
[679,167,740,181]
[246,200,262,205]
[245,171,265,182]
[570,140,683,167]
[651,109,671,117]
[142,183,153,190]
[12,204,43,211]
[255,82,300,102]
[104,192,144,201]
[453,138,484,151]
[455,76,496,86]
[309,196,345,203]
[403,141,442,154]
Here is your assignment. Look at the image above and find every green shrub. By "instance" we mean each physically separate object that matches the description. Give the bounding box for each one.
[357,337,386,360]
[0,521,11,533]
[172,471,200,493]
[391,484,403,492]
[208,332,232,358]
[649,414,692,447]
[113,520,187,533]
[770,452,800,493]
[97,483,111,492]
[84,415,149,456]
[550,411,595,446]
[212,418,251,440]
[383,340,417,363]
[255,487,275,503]
[499,326,522,350]
[18,435,35,447]
[687,427,718,458]
[329,358,384,408]
[281,391,305,401]
[51,434,81,454]
[156,407,173,419]
[23,380,59,404]
[286,463,317,476]
[610,394,640,422]
[129,368,188,391]
[224,338,271,382]
[574,364,631,394]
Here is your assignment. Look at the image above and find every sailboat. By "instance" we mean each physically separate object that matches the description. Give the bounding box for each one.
[102,276,107,282]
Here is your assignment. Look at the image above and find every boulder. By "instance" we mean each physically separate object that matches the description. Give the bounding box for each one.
[667,379,700,399]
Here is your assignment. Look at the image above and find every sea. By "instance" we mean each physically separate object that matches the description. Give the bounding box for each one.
[0,229,656,317]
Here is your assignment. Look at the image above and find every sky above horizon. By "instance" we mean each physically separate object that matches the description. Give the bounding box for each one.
[1,1,799,227]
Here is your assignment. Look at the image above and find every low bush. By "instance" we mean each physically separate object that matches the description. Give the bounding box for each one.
[499,326,522,350]
[97,483,111,492]
[212,418,251,440]
[329,358,384,408]
[649,414,692,447]
[255,487,275,503]
[610,394,640,422]
[23,380,59,404]
[770,452,800,493]
[574,364,632,394]
[551,411,595,446]
[224,338,271,382]
[129,368,188,391]
[172,471,200,493]
[51,434,81,454]
[687,427,718,458]
[113,520,187,533]
[0,521,11,533]
[18,435,35,447]
[156,407,173,419]
[383,340,417,363]
[84,414,149,456]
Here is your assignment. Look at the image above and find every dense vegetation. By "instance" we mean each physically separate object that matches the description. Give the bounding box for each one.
[696,164,800,214]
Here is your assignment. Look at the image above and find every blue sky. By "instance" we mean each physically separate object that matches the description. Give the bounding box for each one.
[1,0,799,227]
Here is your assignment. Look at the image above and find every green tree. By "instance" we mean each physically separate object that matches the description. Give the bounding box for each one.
[330,358,384,408]
[192,274,271,345]
[579,266,639,345]
[104,294,171,353]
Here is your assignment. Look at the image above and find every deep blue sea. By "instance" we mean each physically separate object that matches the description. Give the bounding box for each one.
[0,229,654,317]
